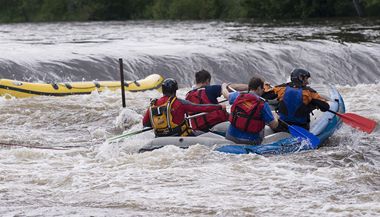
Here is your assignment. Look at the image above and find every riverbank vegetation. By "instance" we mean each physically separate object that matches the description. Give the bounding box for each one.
[0,0,379,23]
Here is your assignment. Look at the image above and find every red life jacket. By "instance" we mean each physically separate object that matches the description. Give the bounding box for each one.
[229,92,265,134]
[185,87,228,131]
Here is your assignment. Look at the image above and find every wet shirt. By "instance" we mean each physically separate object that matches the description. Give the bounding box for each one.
[142,96,223,127]
[227,92,274,142]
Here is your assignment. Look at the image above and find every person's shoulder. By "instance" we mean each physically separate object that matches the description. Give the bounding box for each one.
[275,83,288,88]
[262,101,272,109]
[261,102,274,117]
[273,83,287,91]
[176,97,187,103]
[205,84,221,91]
[155,96,166,102]
[303,86,317,93]
[230,91,240,97]
[228,91,240,103]
[186,87,199,97]
[205,85,222,95]
[170,98,187,107]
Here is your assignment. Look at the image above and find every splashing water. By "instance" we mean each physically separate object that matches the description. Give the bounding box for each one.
[0,20,379,216]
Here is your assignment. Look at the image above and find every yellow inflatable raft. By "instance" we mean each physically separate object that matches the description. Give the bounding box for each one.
[0,74,164,98]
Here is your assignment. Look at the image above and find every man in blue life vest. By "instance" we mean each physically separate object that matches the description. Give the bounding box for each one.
[222,77,279,145]
[262,68,330,132]
[185,69,247,132]
[143,78,226,137]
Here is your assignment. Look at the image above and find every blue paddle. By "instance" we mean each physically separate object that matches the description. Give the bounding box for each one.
[279,119,320,149]
[217,121,320,154]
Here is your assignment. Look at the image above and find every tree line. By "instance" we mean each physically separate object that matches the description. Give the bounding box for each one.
[0,0,379,23]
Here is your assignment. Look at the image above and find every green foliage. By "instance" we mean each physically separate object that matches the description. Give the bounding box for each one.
[363,0,380,16]
[243,0,357,19]
[214,0,248,19]
[0,0,378,23]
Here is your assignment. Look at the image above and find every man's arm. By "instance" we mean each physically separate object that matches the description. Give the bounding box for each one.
[142,109,152,128]
[268,112,279,129]
[261,85,281,100]
[221,83,230,100]
[309,90,330,112]
[261,103,279,129]
[228,83,248,91]
[311,98,330,112]
[179,99,226,113]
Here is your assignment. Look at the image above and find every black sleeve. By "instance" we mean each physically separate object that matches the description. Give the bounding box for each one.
[261,90,278,100]
[311,99,330,112]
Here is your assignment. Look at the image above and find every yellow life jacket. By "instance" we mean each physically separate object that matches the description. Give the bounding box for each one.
[149,96,192,137]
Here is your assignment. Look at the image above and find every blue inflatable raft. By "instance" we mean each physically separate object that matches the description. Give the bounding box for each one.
[138,84,345,155]
[216,84,345,155]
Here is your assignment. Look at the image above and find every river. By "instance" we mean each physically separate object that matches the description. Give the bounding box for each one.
[0,20,379,216]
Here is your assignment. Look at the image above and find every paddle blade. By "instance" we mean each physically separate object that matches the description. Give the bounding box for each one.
[338,113,377,134]
[288,125,320,149]
[216,145,250,154]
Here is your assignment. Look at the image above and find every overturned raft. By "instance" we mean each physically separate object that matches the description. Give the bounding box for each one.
[0,74,164,98]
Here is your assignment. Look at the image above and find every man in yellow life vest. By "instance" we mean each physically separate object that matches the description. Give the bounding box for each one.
[142,78,226,137]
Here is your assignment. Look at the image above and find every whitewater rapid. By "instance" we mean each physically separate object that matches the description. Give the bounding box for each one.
[0,20,379,216]
[1,20,379,85]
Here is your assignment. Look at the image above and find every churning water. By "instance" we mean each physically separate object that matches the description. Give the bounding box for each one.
[0,20,379,216]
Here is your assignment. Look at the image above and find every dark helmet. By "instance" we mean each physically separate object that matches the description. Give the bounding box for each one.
[162,78,178,95]
[290,68,311,85]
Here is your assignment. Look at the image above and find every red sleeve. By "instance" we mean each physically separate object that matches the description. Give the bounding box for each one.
[142,108,151,127]
[179,99,222,113]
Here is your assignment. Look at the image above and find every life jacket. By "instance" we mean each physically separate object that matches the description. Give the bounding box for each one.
[149,96,192,137]
[185,88,228,131]
[278,86,310,124]
[229,92,265,134]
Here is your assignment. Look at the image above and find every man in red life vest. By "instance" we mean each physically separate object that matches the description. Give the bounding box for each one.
[185,69,247,132]
[222,77,279,145]
[143,78,226,137]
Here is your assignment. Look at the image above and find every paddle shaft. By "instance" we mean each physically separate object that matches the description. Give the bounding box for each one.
[108,112,211,142]
[0,142,68,150]
[185,98,227,119]
[186,112,208,119]
[277,118,297,132]
[108,127,153,141]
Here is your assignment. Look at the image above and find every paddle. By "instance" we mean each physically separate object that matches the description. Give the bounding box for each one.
[278,119,320,149]
[0,142,69,150]
[107,127,153,142]
[107,97,229,143]
[327,110,376,134]
[107,111,219,142]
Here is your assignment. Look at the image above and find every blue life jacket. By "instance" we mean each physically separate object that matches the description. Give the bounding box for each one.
[279,86,308,124]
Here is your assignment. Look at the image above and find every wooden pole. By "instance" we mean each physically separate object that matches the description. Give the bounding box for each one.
[119,58,126,108]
